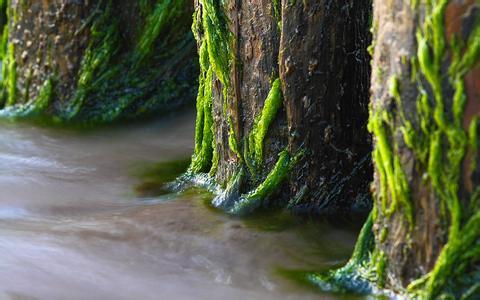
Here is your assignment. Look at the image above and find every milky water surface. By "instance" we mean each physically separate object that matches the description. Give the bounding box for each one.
[0,111,363,300]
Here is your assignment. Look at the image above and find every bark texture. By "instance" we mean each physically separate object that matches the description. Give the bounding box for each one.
[0,0,196,123]
[190,0,372,215]
[340,0,480,298]
[280,1,372,214]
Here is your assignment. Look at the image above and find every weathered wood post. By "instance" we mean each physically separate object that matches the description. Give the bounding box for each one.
[190,0,372,215]
[0,0,196,122]
[368,0,480,297]
[314,1,480,298]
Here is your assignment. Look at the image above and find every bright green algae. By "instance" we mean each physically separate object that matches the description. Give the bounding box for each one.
[135,0,186,64]
[63,0,196,123]
[247,78,283,171]
[229,149,303,215]
[0,0,13,109]
[190,0,232,174]
[190,42,214,174]
[0,0,197,124]
[406,2,480,298]
[306,213,376,294]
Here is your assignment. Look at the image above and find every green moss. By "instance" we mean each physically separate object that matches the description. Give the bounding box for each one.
[190,64,214,173]
[4,43,15,106]
[374,250,387,288]
[368,105,413,226]
[190,37,215,173]
[406,3,479,297]
[190,0,235,174]
[248,78,283,169]
[28,77,54,113]
[0,1,8,60]
[209,139,220,176]
[379,227,388,242]
[74,0,194,123]
[200,0,242,159]
[0,0,6,28]
[62,1,119,120]
[0,35,17,108]
[462,284,480,300]
[371,1,479,298]
[194,45,207,156]
[348,212,375,266]
[0,76,56,118]
[0,0,13,104]
[410,0,419,10]
[200,0,232,91]
[409,211,480,298]
[455,16,480,75]
[469,117,478,173]
[229,149,303,215]
[228,116,242,159]
[307,213,376,294]
[272,0,281,28]
[135,0,184,65]
[389,75,400,100]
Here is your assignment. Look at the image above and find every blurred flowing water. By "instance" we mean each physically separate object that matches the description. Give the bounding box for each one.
[0,111,363,300]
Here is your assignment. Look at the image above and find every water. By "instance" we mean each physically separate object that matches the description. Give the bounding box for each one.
[0,111,363,300]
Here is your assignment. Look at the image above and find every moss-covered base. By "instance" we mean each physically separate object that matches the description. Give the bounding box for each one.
[172,148,302,216]
[301,213,384,297]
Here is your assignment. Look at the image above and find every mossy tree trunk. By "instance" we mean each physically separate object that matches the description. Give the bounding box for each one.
[0,0,197,123]
[189,0,372,215]
[331,0,480,298]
